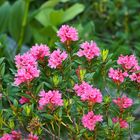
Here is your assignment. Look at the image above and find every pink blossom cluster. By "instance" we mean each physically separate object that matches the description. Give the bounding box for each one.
[15,53,37,69]
[26,133,38,140]
[77,41,100,60]
[39,90,63,109]
[129,72,140,83]
[113,95,133,110]
[14,65,40,86]
[117,54,139,71]
[108,68,128,84]
[0,131,38,140]
[14,44,51,86]
[14,52,40,86]
[109,54,140,84]
[57,25,78,43]
[19,96,30,104]
[30,44,50,60]
[48,49,68,69]
[74,81,102,103]
[82,111,103,131]
[112,117,128,128]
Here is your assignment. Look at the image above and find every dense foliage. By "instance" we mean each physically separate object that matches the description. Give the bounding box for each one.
[0,0,140,139]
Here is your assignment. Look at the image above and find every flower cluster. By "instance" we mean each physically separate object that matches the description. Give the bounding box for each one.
[15,53,37,69]
[129,72,140,83]
[82,111,103,131]
[113,95,133,110]
[77,41,100,60]
[14,65,40,86]
[30,44,50,60]
[109,54,140,84]
[0,131,38,140]
[39,90,63,109]
[117,54,139,71]
[108,68,128,84]
[19,96,30,104]
[112,117,128,128]
[57,25,78,43]
[14,52,40,86]
[48,49,68,69]
[74,81,102,103]
[27,133,39,140]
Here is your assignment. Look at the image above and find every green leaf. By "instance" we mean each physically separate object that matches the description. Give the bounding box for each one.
[35,8,53,27]
[108,117,113,127]
[62,3,85,23]
[8,0,31,43]
[0,63,5,77]
[0,2,11,33]
[40,0,69,9]
[50,10,64,26]
[0,57,5,65]
[42,114,54,120]
[35,82,44,94]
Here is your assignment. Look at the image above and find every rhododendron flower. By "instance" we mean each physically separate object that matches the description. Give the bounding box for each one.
[14,65,40,86]
[108,68,128,84]
[82,111,103,131]
[74,81,102,103]
[30,44,50,60]
[11,130,21,140]
[112,117,129,128]
[27,133,38,140]
[39,90,63,109]
[129,72,140,83]
[113,95,133,109]
[48,49,68,69]
[15,52,37,69]
[0,133,12,140]
[57,25,78,43]
[19,96,30,104]
[77,41,100,60]
[117,54,139,71]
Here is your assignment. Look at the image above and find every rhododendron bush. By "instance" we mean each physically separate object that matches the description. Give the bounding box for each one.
[0,25,140,140]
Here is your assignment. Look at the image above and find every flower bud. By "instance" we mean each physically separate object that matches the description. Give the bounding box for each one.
[53,75,59,87]
[23,105,32,116]
[76,66,86,81]
[101,49,109,62]
[9,120,15,129]
[104,95,111,104]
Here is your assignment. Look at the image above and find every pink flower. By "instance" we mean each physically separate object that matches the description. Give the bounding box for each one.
[112,117,129,128]
[11,131,21,140]
[82,111,103,131]
[48,49,68,69]
[129,72,140,83]
[57,25,78,43]
[74,81,102,103]
[19,96,30,104]
[14,65,40,86]
[108,68,128,84]
[77,41,100,60]
[30,44,50,60]
[15,53,37,69]
[27,133,38,140]
[113,95,133,109]
[117,54,139,71]
[39,90,63,109]
[0,134,12,140]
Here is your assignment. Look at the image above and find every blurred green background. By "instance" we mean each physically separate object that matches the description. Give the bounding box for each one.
[0,0,140,59]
